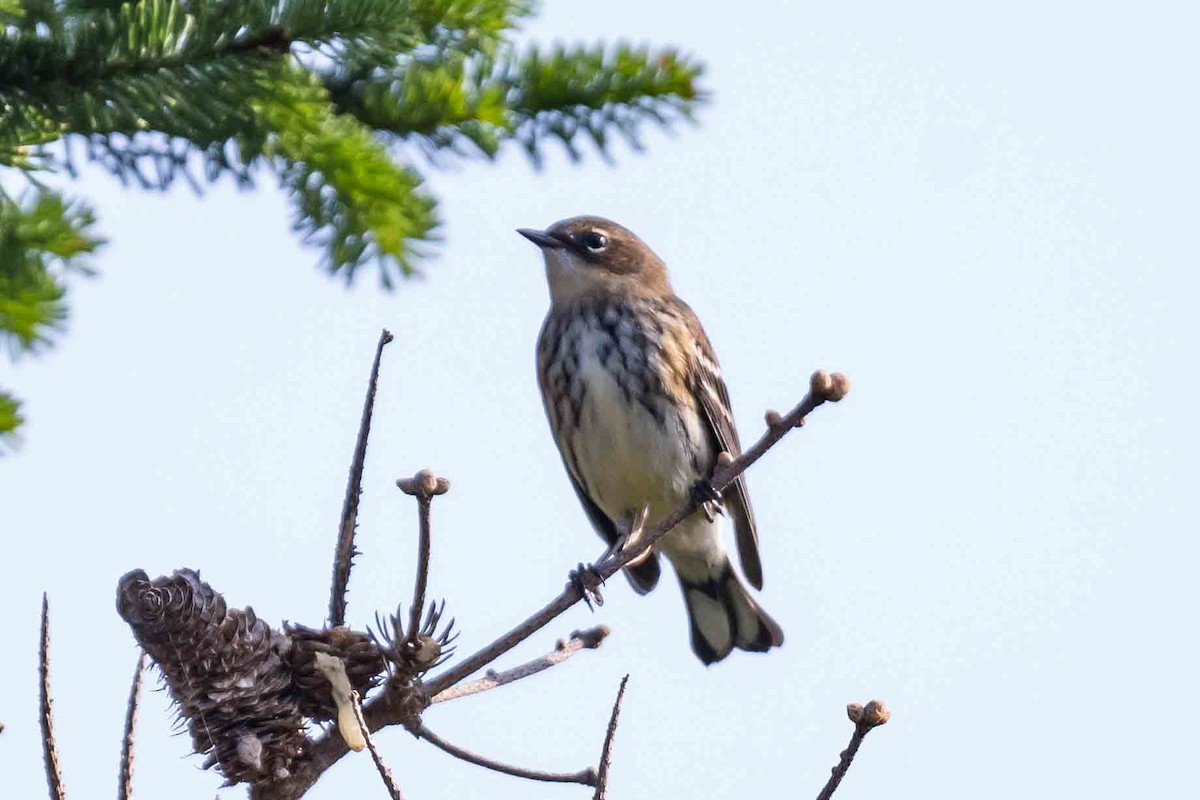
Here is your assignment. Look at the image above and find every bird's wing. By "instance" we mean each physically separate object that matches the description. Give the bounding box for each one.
[674,299,764,590]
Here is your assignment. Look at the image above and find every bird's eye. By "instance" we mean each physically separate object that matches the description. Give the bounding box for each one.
[581,231,608,252]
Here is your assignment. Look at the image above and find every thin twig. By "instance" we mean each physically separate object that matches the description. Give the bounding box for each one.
[407,497,433,643]
[40,594,66,800]
[350,691,404,800]
[117,652,146,800]
[431,625,610,704]
[593,675,629,800]
[395,469,450,643]
[416,724,597,785]
[424,372,848,696]
[328,328,394,628]
[815,700,890,800]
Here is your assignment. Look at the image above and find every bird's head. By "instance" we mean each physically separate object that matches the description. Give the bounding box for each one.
[518,216,671,305]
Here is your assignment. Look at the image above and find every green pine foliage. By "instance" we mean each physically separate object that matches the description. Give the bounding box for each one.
[0,0,706,447]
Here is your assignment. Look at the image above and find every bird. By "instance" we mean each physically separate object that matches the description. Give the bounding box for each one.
[518,215,784,664]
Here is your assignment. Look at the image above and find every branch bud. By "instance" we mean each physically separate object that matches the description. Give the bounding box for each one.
[847,699,889,728]
[568,625,611,649]
[409,635,442,669]
[810,370,834,398]
[810,370,851,403]
[397,469,451,499]
[827,373,851,402]
[861,699,890,728]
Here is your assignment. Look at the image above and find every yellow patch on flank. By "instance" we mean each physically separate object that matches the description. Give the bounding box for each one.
[658,319,695,407]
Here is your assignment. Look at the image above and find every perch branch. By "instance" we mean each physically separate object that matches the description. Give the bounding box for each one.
[424,370,850,696]
[431,625,610,704]
[254,370,849,800]
[592,675,629,800]
[351,691,404,800]
[328,328,394,628]
[40,594,67,800]
[117,653,146,800]
[415,724,597,785]
[815,700,890,800]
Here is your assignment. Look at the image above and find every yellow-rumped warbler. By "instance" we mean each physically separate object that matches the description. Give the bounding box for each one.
[519,216,783,665]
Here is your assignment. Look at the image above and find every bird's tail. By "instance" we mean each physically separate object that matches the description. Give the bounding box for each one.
[677,559,784,665]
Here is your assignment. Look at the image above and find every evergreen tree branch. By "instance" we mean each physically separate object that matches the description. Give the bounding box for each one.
[0,390,22,450]
[0,186,101,356]
[0,1,710,442]
[326,42,705,165]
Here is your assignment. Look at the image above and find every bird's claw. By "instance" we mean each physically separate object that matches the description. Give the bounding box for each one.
[569,562,605,611]
[691,478,724,522]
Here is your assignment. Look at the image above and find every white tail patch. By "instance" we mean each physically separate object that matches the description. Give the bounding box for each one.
[686,588,732,657]
[728,581,766,649]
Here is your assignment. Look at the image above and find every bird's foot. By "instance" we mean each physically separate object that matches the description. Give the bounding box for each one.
[568,562,605,611]
[691,478,725,523]
[602,504,652,563]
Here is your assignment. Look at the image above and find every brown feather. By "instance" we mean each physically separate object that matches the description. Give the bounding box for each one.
[669,297,764,590]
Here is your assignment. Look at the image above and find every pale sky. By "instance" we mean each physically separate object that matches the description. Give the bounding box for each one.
[3,2,1198,798]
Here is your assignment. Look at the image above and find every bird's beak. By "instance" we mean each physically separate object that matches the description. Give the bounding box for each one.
[517,228,564,250]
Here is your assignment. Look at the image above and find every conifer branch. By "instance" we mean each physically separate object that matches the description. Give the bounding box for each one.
[329,328,394,628]
[117,652,146,800]
[1,2,709,442]
[39,594,67,800]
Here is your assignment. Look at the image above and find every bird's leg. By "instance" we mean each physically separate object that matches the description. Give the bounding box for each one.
[569,504,653,611]
[691,478,725,523]
[599,504,652,564]
[568,562,605,611]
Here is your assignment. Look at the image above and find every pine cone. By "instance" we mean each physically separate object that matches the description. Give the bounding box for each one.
[116,569,308,786]
[280,624,386,720]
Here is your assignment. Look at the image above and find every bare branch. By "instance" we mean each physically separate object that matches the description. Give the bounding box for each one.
[329,328,394,628]
[431,625,609,704]
[424,371,850,696]
[415,724,597,786]
[395,469,450,645]
[350,691,404,800]
[40,594,67,800]
[815,700,890,800]
[255,371,850,800]
[118,653,147,800]
[410,498,433,642]
[592,675,629,800]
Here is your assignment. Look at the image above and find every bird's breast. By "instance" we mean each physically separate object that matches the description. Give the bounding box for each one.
[542,310,712,522]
